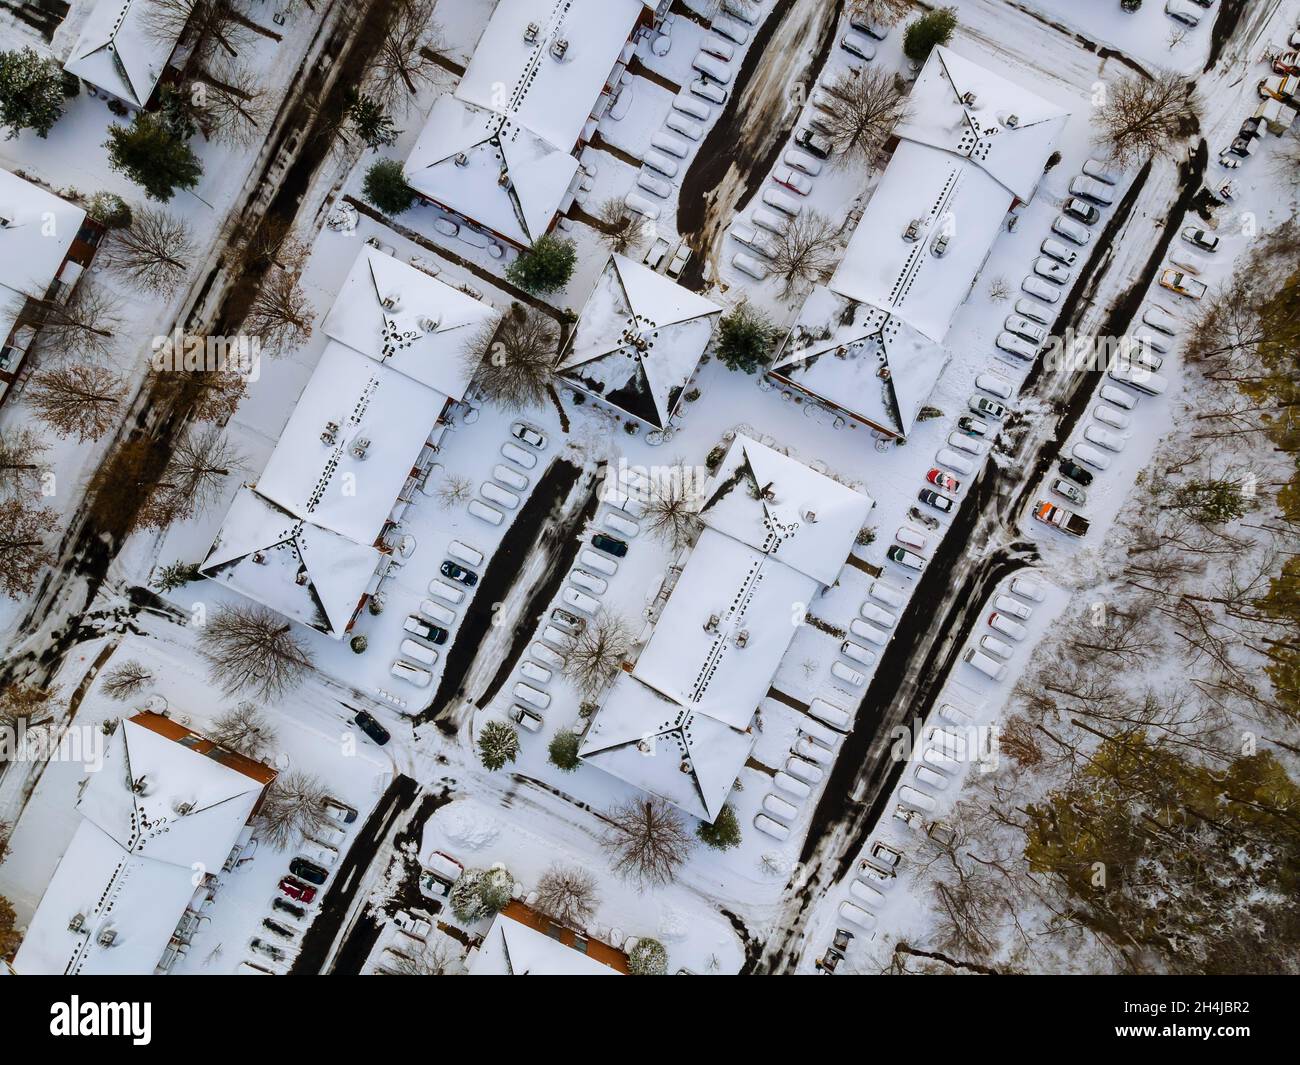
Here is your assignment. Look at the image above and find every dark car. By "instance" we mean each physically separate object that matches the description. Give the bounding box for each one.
[1062,197,1100,225]
[279,876,316,903]
[289,858,329,886]
[918,488,956,513]
[591,533,628,557]
[353,709,391,746]
[425,625,449,645]
[832,927,855,952]
[1057,457,1094,488]
[440,560,478,586]
[795,126,831,159]
[819,947,844,973]
[272,897,306,919]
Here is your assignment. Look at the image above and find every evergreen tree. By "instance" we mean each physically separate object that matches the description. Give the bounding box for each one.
[448,866,513,923]
[696,804,742,851]
[627,937,668,975]
[903,7,957,62]
[346,91,400,150]
[0,47,67,139]
[505,234,577,294]
[152,560,203,591]
[478,720,520,771]
[362,158,415,214]
[715,301,775,374]
[85,191,133,229]
[548,729,582,772]
[104,113,202,202]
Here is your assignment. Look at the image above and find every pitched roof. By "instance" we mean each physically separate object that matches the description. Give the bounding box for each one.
[64,0,182,109]
[556,255,720,429]
[0,168,84,342]
[470,909,623,976]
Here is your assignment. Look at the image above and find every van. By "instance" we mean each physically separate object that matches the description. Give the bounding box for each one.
[938,702,973,727]
[604,511,639,538]
[481,481,519,510]
[936,448,975,476]
[763,793,798,822]
[860,602,897,628]
[530,642,565,670]
[795,736,835,766]
[773,771,812,799]
[401,639,438,666]
[562,586,600,614]
[1069,175,1115,205]
[831,660,866,687]
[895,526,927,551]
[520,660,552,685]
[838,901,877,929]
[468,499,504,525]
[492,464,528,492]
[988,612,1027,641]
[898,785,937,812]
[850,878,886,907]
[579,549,618,577]
[568,569,606,596]
[513,682,550,710]
[392,660,433,687]
[841,640,876,668]
[869,581,906,610]
[963,646,1007,680]
[753,813,790,840]
[993,594,1033,621]
[1098,384,1136,410]
[1108,363,1167,395]
[428,580,466,606]
[809,697,851,731]
[761,187,803,216]
[914,765,948,791]
[980,634,1014,660]
[785,755,825,784]
[514,706,543,732]
[446,540,484,568]
[1072,441,1113,470]
[850,618,889,647]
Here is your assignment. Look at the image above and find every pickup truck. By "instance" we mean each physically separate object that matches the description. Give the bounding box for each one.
[1033,500,1090,537]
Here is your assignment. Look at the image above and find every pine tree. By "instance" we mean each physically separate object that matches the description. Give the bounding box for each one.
[478,720,520,771]
[505,235,577,294]
[715,301,775,374]
[903,7,957,62]
[0,47,68,139]
[346,91,400,150]
[627,937,668,975]
[448,866,513,922]
[362,158,415,214]
[104,113,203,202]
[152,560,203,591]
[85,191,133,229]
[696,804,742,851]
[548,729,582,772]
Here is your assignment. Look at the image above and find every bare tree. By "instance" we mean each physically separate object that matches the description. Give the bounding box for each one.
[254,770,331,849]
[641,463,702,548]
[594,197,649,255]
[767,210,840,298]
[0,428,48,498]
[988,277,1011,303]
[368,0,448,109]
[143,0,250,63]
[27,365,125,443]
[244,268,314,354]
[563,611,634,698]
[0,684,58,757]
[466,303,558,410]
[196,62,272,146]
[387,939,459,975]
[210,701,278,760]
[1095,71,1201,166]
[817,67,910,168]
[849,0,911,24]
[200,603,314,701]
[188,370,249,423]
[434,473,473,508]
[534,865,599,928]
[140,424,243,530]
[103,206,196,295]
[100,660,154,701]
[22,281,121,362]
[602,796,694,886]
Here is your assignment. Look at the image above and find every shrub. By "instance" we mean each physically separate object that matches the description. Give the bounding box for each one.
[903,7,957,63]
[696,804,742,851]
[627,937,668,975]
[548,729,582,772]
[505,234,577,293]
[362,158,416,214]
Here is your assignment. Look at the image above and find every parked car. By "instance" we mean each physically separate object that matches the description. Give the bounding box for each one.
[604,511,639,538]
[1052,477,1087,505]
[1082,158,1121,184]
[279,876,316,903]
[562,586,600,614]
[511,422,547,449]
[1108,362,1167,395]
[997,330,1041,360]
[440,560,478,586]
[980,634,1014,660]
[690,78,728,105]
[773,165,813,194]
[762,187,802,215]
[569,569,607,595]
[919,488,956,513]
[926,468,960,492]
[289,858,329,886]
[888,545,925,571]
[784,148,823,176]
[1014,297,1053,326]
[590,533,628,558]
[323,798,357,825]
[1141,304,1178,335]
[971,396,1007,420]
[1051,215,1092,245]
[1182,226,1219,251]
[841,640,876,667]
[353,709,391,745]
[514,706,544,733]
[850,13,889,38]
[831,661,866,686]
[691,50,732,84]
[989,611,1028,641]
[993,595,1033,621]
[1057,456,1094,487]
[1085,424,1125,452]
[399,639,438,666]
[1062,197,1101,224]
[404,615,439,641]
[1073,442,1113,471]
[840,32,877,63]
[957,415,992,439]
[1069,175,1115,205]
[1005,315,1048,345]
[963,647,1007,681]
[1022,275,1061,303]
[860,601,897,627]
[935,448,974,476]
[732,251,769,280]
[1095,403,1130,430]
[1040,237,1078,267]
[1010,576,1046,602]
[500,441,537,469]
[1033,256,1072,284]
[1099,384,1137,410]
[492,463,529,492]
[1159,269,1207,299]
[1165,0,1202,27]
[975,372,1013,400]
[795,127,832,158]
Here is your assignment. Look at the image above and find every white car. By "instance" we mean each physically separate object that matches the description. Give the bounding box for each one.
[1051,215,1092,245]
[1082,158,1121,184]
[562,586,600,614]
[948,430,984,456]
[492,463,528,491]
[841,641,876,668]
[751,206,788,235]
[1040,237,1078,267]
[672,93,710,121]
[761,187,802,215]
[783,148,823,176]
[1033,256,1072,284]
[1073,442,1113,470]
[1010,576,1046,602]
[840,33,877,63]
[701,35,735,60]
[1108,362,1167,395]
[831,661,867,687]
[604,511,639,537]
[1099,384,1137,411]
[731,221,776,257]
[976,372,1014,400]
[1165,0,1202,28]
[569,569,607,595]
[391,660,432,687]
[993,594,1033,621]
[636,170,673,198]
[988,612,1027,641]
[511,422,546,449]
[480,481,519,510]
[468,499,504,525]
[838,902,877,930]
[1014,297,1053,325]
[860,602,897,627]
[1022,275,1061,303]
[1084,424,1126,452]
[1142,304,1178,335]
[500,440,537,469]
[1005,315,1048,345]
[642,149,678,177]
[772,166,813,195]
[997,330,1040,360]
[980,634,1014,661]
[623,192,660,220]
[692,51,732,84]
[1069,175,1115,205]
[665,111,703,140]
[935,448,975,476]
[690,78,728,104]
[1094,404,1130,430]
[732,251,769,280]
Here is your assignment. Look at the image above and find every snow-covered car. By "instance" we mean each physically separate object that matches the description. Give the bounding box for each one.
[1005,314,1048,345]
[511,422,546,449]
[1084,424,1126,452]
[1069,175,1115,205]
[975,372,1014,400]
[692,50,732,84]
[623,191,660,220]
[672,93,710,120]
[1051,215,1092,245]
[731,221,776,257]
[840,33,877,63]
[665,111,703,140]
[993,595,1034,622]
[561,586,600,615]
[481,481,519,510]
[762,187,803,215]
[980,634,1014,660]
[1141,304,1178,335]
[795,127,832,158]
[970,395,1007,420]
[1181,226,1220,251]
[1082,158,1121,184]
[732,251,769,280]
[997,330,1040,360]
[701,35,735,60]
[919,488,956,513]
[604,510,639,538]
[391,660,431,688]
[1132,329,1170,355]
[1073,442,1113,471]
[1165,0,1202,28]
[751,207,788,235]
[1109,362,1168,395]
[468,499,504,525]
[1010,576,1046,603]
[860,601,897,627]
[947,430,984,456]
[841,640,876,668]
[690,78,728,104]
[569,569,607,595]
[711,14,750,44]
[887,545,925,571]
[1099,384,1137,411]
[1033,256,1072,284]
[895,525,928,550]
[850,13,890,38]
[772,166,813,194]
[1022,275,1061,303]
[1040,237,1078,267]
[323,798,357,825]
[1062,197,1100,224]
[636,170,673,198]
[400,639,438,666]
[935,448,974,476]
[831,660,866,686]
[783,148,823,176]
[514,682,550,710]
[1159,269,1207,299]
[926,468,960,492]
[1052,477,1086,505]
[1094,403,1130,430]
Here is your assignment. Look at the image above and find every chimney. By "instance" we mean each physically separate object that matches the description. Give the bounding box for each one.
[961,91,978,106]
[551,38,569,61]
[523,21,540,44]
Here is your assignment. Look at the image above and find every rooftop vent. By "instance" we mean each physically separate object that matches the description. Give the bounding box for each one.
[497,168,511,188]
[931,232,950,257]
[903,218,924,242]
[961,91,978,107]
[251,551,266,565]
[802,509,818,523]
[735,629,749,648]
[0,213,12,229]
[551,38,569,61]
[453,152,469,167]
[68,913,85,933]
[704,613,719,632]
[1004,113,1020,128]
[351,438,370,460]
[294,570,309,585]
[524,21,540,44]
[417,315,440,332]
[321,420,339,445]
[130,774,150,794]
[174,800,195,816]
[679,760,692,774]
[381,292,402,311]
[98,928,117,947]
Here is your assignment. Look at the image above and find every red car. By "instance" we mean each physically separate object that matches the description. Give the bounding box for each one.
[279,876,316,904]
[926,468,960,492]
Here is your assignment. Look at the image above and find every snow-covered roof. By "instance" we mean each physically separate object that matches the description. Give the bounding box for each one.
[405,0,648,243]
[14,713,273,975]
[556,254,720,428]
[770,286,953,438]
[0,168,85,344]
[470,909,623,976]
[63,0,183,109]
[896,46,1069,204]
[322,245,499,400]
[582,437,871,821]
